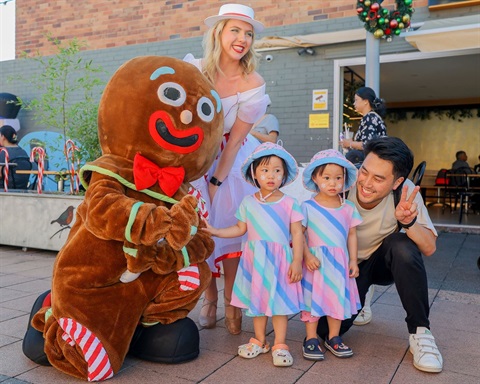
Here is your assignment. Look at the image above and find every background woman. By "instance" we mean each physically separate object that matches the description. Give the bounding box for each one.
[341,87,387,166]
[185,3,270,334]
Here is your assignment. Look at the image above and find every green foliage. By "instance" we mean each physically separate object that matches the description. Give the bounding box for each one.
[386,107,479,124]
[14,33,105,163]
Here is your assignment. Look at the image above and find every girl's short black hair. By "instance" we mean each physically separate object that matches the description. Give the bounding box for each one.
[246,155,289,188]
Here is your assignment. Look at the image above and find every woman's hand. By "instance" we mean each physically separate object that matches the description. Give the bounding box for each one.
[341,138,352,149]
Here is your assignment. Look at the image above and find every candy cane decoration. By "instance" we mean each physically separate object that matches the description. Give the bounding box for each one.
[188,186,209,220]
[0,148,9,192]
[64,139,80,194]
[30,147,45,194]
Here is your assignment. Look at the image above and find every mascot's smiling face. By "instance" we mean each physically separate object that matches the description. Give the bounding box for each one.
[98,56,224,181]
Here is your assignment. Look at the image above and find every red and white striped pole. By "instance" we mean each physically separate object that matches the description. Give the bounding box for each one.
[64,139,80,194]
[0,148,10,192]
[30,147,45,194]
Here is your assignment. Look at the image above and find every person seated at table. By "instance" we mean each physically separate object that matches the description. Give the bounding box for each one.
[474,154,480,174]
[0,125,32,190]
[451,151,473,174]
[450,150,474,188]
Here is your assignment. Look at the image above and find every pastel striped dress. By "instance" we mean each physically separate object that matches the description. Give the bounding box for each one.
[231,194,305,317]
[301,199,362,320]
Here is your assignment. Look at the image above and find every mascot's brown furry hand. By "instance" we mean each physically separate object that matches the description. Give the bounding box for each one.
[23,56,223,381]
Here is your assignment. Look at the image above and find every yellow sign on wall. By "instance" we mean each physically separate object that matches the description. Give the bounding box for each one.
[312,89,328,111]
[309,113,329,128]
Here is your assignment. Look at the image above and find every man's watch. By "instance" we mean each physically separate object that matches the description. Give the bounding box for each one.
[209,176,222,187]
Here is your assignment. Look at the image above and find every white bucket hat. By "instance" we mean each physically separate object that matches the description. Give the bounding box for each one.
[303,149,358,193]
[204,4,265,33]
[241,142,298,187]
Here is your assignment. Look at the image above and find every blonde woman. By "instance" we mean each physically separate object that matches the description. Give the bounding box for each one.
[184,3,270,334]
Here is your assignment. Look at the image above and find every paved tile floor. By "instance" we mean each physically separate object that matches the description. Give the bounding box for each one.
[1,226,479,383]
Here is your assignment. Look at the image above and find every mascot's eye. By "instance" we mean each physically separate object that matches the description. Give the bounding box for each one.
[164,87,180,100]
[158,82,186,107]
[197,96,215,122]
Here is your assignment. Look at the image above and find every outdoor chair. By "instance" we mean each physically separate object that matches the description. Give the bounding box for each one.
[412,161,426,186]
[442,170,468,214]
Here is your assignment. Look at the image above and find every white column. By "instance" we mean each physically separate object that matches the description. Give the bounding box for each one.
[365,33,380,96]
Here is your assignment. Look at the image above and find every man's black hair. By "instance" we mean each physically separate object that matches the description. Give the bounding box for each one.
[364,136,414,181]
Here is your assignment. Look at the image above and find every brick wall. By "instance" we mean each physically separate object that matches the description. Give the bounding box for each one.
[0,22,418,163]
[16,0,429,56]
[13,0,475,164]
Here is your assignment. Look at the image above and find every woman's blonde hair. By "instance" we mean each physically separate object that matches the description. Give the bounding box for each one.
[202,19,259,83]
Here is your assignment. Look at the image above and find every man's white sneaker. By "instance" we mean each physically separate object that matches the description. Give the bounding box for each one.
[353,305,372,325]
[409,327,443,373]
[353,285,374,326]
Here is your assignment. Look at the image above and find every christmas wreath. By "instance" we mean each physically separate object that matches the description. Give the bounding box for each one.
[357,0,414,41]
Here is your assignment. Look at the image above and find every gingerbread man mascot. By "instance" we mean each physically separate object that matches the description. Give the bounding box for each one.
[22,56,223,381]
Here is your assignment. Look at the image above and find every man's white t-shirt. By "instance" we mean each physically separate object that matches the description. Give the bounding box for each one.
[348,179,437,262]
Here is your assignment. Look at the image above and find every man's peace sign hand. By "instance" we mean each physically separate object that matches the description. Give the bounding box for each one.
[395,185,421,226]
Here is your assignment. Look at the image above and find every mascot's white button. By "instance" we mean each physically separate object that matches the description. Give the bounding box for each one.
[181,110,193,124]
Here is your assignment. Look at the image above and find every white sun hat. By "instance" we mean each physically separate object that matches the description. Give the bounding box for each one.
[241,142,299,187]
[303,149,358,193]
[204,4,265,33]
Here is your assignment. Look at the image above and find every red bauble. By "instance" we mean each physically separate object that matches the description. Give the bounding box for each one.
[357,7,364,13]
[385,28,392,35]
[371,3,380,11]
[389,19,398,28]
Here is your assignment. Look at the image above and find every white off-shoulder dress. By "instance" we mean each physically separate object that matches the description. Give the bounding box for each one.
[184,54,270,276]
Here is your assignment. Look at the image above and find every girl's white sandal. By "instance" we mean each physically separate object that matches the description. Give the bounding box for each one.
[238,337,270,359]
[272,344,293,367]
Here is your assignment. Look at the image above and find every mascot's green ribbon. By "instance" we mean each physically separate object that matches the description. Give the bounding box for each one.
[80,164,197,268]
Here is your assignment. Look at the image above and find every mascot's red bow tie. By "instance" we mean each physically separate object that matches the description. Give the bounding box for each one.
[133,153,185,197]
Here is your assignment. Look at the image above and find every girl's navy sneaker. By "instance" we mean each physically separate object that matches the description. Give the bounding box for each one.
[302,338,324,360]
[324,336,353,358]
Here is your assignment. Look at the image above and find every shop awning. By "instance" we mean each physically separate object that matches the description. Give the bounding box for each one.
[403,15,480,52]
[254,28,367,51]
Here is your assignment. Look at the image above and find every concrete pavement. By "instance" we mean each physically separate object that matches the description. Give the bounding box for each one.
[1,230,479,383]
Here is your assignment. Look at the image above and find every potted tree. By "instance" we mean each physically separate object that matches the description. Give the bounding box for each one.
[15,33,105,175]
[0,34,106,251]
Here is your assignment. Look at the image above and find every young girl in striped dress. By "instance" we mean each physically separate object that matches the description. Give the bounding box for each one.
[204,142,304,367]
[300,149,362,360]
